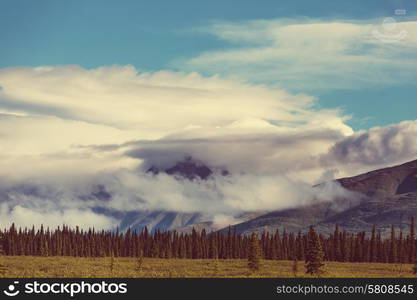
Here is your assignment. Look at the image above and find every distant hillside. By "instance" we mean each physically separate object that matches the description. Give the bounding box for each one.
[220,159,417,236]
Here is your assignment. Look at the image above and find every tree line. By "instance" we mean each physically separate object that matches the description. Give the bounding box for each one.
[1,218,417,264]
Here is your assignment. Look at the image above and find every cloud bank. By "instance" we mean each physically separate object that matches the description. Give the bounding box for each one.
[180,18,417,90]
[323,120,417,175]
[0,64,416,230]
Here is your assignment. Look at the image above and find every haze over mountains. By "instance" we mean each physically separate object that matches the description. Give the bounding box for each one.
[2,149,417,236]
[222,158,417,236]
[118,156,417,235]
[3,154,417,235]
[2,65,417,234]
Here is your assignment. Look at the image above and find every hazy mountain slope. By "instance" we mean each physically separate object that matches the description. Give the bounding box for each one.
[118,210,205,233]
[337,159,417,197]
[174,212,266,234]
[221,159,417,235]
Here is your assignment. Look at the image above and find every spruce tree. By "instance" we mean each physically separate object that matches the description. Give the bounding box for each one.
[389,225,397,263]
[209,236,218,259]
[270,238,278,260]
[410,217,415,263]
[333,224,341,261]
[370,225,376,262]
[305,226,325,276]
[136,249,144,272]
[292,258,298,277]
[191,228,201,259]
[295,231,305,261]
[341,230,349,262]
[0,232,7,276]
[247,233,261,272]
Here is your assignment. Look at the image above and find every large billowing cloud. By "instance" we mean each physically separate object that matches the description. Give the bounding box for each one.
[0,64,415,230]
[0,65,352,137]
[0,65,351,176]
[180,18,417,90]
[322,120,417,176]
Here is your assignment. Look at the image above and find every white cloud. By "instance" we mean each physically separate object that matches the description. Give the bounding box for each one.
[322,119,417,176]
[0,166,357,228]
[124,129,344,176]
[0,65,357,228]
[0,203,118,230]
[0,65,352,136]
[0,65,352,175]
[181,18,417,90]
[0,64,415,230]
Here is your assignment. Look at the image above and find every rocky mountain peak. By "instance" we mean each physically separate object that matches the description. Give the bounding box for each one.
[146,156,229,180]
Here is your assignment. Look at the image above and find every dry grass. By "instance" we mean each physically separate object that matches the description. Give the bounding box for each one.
[0,256,415,278]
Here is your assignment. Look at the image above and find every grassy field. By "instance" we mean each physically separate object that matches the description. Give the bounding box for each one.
[0,256,415,278]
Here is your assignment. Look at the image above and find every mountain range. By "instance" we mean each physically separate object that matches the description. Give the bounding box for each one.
[222,159,417,236]
[124,157,417,236]
[6,157,417,236]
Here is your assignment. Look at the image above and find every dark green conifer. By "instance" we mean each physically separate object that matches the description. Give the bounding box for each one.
[247,233,261,272]
[305,226,325,276]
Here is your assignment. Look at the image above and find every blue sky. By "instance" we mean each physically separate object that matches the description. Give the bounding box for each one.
[1,0,417,130]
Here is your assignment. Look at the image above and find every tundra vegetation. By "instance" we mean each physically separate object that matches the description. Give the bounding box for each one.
[1,219,417,277]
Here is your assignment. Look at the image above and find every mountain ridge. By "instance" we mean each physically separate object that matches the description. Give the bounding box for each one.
[219,158,417,236]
